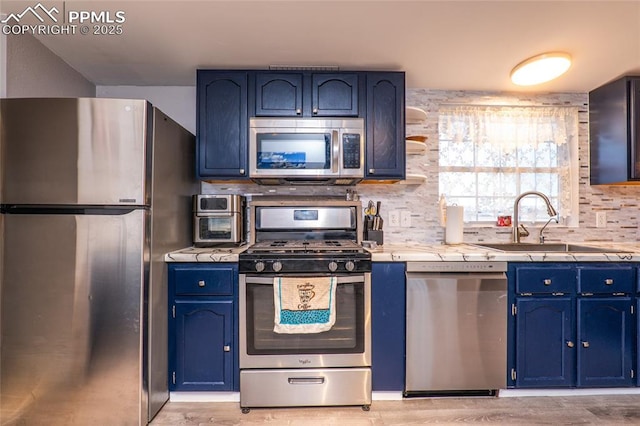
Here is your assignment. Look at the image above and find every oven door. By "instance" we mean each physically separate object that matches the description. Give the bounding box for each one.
[239,274,371,369]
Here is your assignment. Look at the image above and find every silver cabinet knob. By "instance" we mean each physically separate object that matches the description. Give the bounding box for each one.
[605,278,614,285]
[582,341,590,348]
[295,108,302,115]
[198,280,206,287]
[223,345,231,352]
[369,169,375,174]
[313,107,318,114]
[239,169,245,174]
[566,341,575,348]
[543,279,552,286]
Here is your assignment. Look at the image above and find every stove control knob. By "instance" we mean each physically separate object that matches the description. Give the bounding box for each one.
[255,262,265,272]
[272,261,283,272]
[328,261,338,272]
[345,261,356,272]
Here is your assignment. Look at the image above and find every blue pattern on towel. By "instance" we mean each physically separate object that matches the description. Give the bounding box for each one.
[280,309,331,325]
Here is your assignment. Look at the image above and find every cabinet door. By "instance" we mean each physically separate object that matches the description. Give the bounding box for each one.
[197,71,248,178]
[515,297,575,387]
[311,73,359,116]
[172,300,234,391]
[371,262,406,391]
[255,73,303,116]
[365,72,405,180]
[577,297,634,387]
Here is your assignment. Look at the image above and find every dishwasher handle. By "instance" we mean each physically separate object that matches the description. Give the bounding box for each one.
[406,272,507,281]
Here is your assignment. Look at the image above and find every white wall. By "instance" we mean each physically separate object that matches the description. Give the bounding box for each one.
[4,34,95,97]
[96,86,196,134]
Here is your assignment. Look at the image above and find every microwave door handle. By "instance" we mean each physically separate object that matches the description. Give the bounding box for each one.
[332,130,340,173]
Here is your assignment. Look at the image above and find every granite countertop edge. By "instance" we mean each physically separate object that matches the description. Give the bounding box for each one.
[165,243,640,263]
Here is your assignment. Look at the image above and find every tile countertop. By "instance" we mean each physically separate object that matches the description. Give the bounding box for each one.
[165,242,640,263]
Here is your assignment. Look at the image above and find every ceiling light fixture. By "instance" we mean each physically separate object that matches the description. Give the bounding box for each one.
[510,52,572,86]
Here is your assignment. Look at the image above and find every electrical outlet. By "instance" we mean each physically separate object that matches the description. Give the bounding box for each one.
[596,211,607,228]
[389,210,400,227]
[400,210,412,228]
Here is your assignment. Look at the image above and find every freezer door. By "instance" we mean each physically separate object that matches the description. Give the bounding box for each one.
[0,209,152,425]
[1,98,150,206]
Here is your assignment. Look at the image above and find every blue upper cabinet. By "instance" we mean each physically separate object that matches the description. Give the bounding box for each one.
[365,72,405,180]
[254,71,360,117]
[196,70,249,179]
[196,69,405,181]
[589,76,640,184]
[255,73,303,116]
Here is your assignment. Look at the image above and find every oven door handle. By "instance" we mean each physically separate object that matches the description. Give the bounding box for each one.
[242,275,366,285]
[288,377,325,385]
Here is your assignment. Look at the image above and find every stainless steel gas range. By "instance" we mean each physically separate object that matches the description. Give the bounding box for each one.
[238,198,372,413]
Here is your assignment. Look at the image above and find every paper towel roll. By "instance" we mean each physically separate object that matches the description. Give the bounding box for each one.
[445,205,464,244]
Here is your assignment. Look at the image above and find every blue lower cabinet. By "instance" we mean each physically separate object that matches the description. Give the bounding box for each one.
[577,297,634,387]
[509,262,638,389]
[168,263,239,392]
[371,262,406,391]
[174,300,234,391]
[514,297,575,387]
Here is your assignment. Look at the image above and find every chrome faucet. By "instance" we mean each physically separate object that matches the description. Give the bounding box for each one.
[512,191,558,243]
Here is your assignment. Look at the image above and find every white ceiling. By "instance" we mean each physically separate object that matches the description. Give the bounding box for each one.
[5,0,640,92]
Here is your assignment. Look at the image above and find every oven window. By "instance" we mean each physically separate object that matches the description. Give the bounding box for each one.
[198,216,232,239]
[255,133,331,170]
[245,281,365,354]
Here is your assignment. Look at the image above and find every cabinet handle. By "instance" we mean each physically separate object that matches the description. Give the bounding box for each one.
[582,341,590,348]
[369,168,375,174]
[543,279,552,286]
[604,278,614,285]
[198,280,206,287]
[239,169,245,175]
[223,345,231,352]
[566,341,575,348]
[295,108,302,115]
[313,107,318,115]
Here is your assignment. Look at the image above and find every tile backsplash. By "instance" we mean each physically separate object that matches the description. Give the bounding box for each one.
[202,89,640,245]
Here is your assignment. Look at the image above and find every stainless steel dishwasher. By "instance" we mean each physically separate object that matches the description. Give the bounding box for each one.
[404,262,507,397]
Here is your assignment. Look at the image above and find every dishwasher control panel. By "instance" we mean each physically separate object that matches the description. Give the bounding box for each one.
[406,261,507,273]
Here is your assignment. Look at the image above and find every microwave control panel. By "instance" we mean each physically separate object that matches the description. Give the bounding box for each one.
[342,134,361,169]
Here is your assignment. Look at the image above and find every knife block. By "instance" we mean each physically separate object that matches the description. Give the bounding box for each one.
[365,230,383,245]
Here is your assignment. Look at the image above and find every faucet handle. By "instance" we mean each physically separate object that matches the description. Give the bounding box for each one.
[518,224,530,238]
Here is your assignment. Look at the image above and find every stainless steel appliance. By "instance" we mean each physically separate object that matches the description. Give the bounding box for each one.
[193,194,245,246]
[405,262,508,397]
[238,198,371,412]
[249,118,365,185]
[0,98,197,425]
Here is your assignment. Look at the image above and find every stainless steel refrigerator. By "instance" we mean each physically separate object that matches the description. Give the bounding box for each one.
[0,98,198,425]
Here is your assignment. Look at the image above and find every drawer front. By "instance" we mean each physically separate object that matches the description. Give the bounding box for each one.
[516,267,575,294]
[578,267,635,294]
[174,266,234,296]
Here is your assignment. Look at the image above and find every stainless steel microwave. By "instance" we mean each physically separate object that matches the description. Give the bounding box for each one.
[249,117,365,185]
[193,194,245,246]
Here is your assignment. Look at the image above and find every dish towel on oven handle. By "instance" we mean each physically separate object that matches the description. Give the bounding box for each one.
[273,276,337,334]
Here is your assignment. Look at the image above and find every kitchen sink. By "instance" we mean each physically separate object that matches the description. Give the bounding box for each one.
[472,243,631,253]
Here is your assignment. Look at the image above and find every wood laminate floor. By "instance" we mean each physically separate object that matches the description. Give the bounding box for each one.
[150,395,640,425]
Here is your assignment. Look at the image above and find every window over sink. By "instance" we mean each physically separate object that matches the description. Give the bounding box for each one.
[438,105,579,226]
